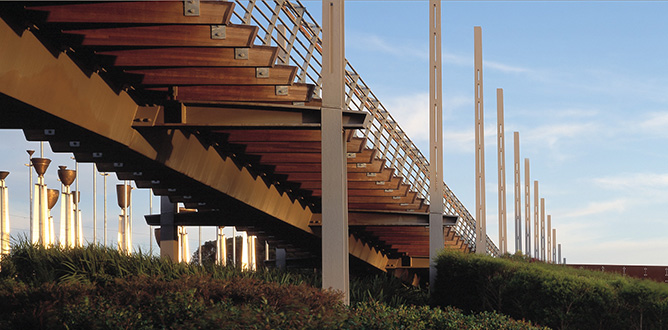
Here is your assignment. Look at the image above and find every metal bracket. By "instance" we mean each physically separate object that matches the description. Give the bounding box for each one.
[234,48,249,60]
[255,67,269,78]
[366,172,376,177]
[346,153,356,159]
[92,152,103,158]
[355,163,366,168]
[184,0,200,16]
[69,141,80,147]
[275,86,288,96]
[211,25,226,39]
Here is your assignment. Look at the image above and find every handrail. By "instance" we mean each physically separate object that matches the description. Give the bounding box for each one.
[231,0,498,256]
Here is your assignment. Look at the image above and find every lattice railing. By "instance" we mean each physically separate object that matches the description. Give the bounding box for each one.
[231,0,498,256]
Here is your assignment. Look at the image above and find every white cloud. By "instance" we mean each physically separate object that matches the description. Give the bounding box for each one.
[561,198,629,219]
[637,112,668,137]
[593,172,668,190]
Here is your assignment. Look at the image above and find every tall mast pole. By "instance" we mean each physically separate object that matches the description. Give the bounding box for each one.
[513,133,521,253]
[496,88,506,254]
[474,26,486,254]
[428,0,444,286]
[321,0,349,304]
[524,158,531,257]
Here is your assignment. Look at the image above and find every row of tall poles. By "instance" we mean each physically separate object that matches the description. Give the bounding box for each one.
[0,149,260,269]
[475,28,564,263]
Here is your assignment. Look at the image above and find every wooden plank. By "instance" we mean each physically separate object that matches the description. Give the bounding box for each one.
[146,84,314,102]
[349,202,425,212]
[28,1,235,24]
[97,46,277,67]
[271,159,384,174]
[347,159,385,173]
[348,193,416,204]
[244,139,369,154]
[284,168,392,182]
[126,66,297,86]
[65,24,257,47]
[299,176,402,191]
[224,130,320,142]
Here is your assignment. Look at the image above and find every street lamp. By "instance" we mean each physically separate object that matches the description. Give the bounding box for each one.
[100,172,109,246]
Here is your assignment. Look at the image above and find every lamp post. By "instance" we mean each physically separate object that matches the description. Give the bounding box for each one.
[46,188,59,246]
[57,166,76,248]
[116,183,132,253]
[100,172,109,246]
[31,157,51,246]
[93,164,97,244]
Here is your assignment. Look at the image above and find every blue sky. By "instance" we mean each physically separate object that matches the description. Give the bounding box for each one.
[1,1,668,265]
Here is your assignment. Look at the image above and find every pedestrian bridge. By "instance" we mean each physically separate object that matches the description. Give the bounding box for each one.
[0,1,497,282]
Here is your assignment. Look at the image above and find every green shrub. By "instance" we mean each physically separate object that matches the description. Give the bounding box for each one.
[433,249,668,330]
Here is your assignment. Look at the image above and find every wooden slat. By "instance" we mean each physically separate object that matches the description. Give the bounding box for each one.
[348,159,385,173]
[348,193,416,204]
[146,84,314,102]
[223,130,321,142]
[349,202,425,212]
[284,168,392,182]
[126,66,297,86]
[28,1,235,24]
[271,159,384,174]
[97,46,277,67]
[66,24,257,47]
[299,176,402,191]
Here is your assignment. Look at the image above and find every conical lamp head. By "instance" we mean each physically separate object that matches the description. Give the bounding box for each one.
[116,184,132,209]
[32,158,51,176]
[0,171,9,181]
[27,150,35,157]
[57,167,76,186]
[47,189,59,210]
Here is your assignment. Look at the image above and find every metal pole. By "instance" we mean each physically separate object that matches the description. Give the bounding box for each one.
[524,158,531,257]
[198,226,202,266]
[0,172,10,256]
[513,133,521,253]
[93,164,97,244]
[26,150,34,238]
[496,88,506,254]
[474,26,486,254]
[149,189,153,255]
[533,180,538,258]
[558,243,562,265]
[552,228,557,263]
[321,0,349,304]
[547,215,552,263]
[101,172,108,246]
[540,197,545,261]
[428,0,444,287]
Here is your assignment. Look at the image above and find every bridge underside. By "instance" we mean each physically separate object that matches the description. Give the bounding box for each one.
[0,1,471,280]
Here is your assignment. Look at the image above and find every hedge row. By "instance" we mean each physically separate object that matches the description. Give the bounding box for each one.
[433,250,668,330]
[0,242,547,330]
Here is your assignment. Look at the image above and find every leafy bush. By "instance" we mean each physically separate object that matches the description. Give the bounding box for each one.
[0,242,548,329]
[433,249,668,330]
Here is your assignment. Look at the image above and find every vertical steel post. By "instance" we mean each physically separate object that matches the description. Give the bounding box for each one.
[533,180,539,258]
[0,172,9,256]
[428,0,444,287]
[26,150,34,240]
[558,243,562,265]
[149,189,153,255]
[540,197,545,260]
[513,133,521,253]
[474,26,486,254]
[524,158,530,257]
[547,215,551,263]
[93,164,97,244]
[552,228,557,263]
[101,172,108,246]
[496,88,506,254]
[321,0,349,304]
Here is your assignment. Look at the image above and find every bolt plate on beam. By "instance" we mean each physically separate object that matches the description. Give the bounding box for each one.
[366,172,376,177]
[255,67,269,78]
[234,48,249,60]
[355,163,366,168]
[346,153,356,158]
[184,0,200,16]
[275,85,288,96]
[211,25,226,39]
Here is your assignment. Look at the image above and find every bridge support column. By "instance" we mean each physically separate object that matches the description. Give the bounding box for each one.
[321,0,349,305]
[428,0,444,288]
[159,196,178,261]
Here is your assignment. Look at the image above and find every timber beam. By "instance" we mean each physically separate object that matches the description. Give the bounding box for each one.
[0,17,314,235]
[309,211,457,227]
[133,102,369,130]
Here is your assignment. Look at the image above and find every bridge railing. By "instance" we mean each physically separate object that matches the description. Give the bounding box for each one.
[231,0,498,256]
